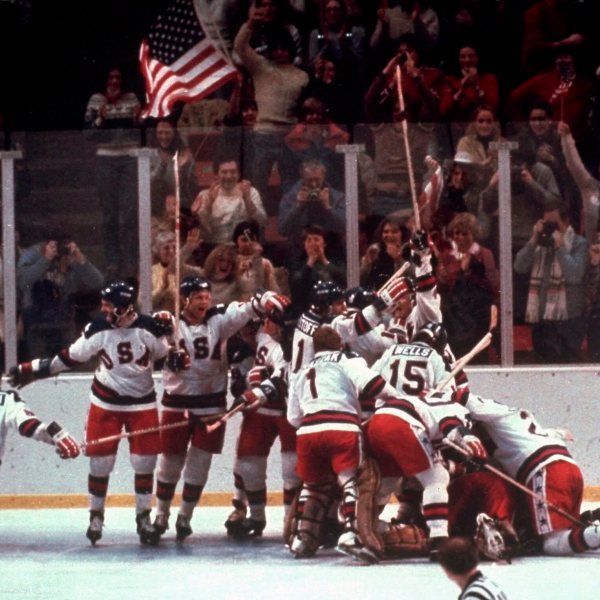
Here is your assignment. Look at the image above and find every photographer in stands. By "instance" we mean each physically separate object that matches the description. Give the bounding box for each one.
[17,229,104,360]
[514,204,588,363]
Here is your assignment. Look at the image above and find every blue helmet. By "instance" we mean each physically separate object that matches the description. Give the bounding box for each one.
[412,321,448,355]
[100,281,136,310]
[180,276,211,299]
[309,280,344,310]
[345,286,377,310]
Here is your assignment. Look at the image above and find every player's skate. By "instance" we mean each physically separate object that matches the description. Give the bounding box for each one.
[232,517,266,538]
[175,514,193,542]
[86,510,104,546]
[153,512,170,536]
[224,502,247,537]
[580,507,600,525]
[136,510,161,546]
[335,530,379,564]
[290,531,319,558]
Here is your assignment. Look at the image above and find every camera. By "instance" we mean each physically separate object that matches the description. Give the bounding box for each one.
[307,188,321,201]
[538,221,559,247]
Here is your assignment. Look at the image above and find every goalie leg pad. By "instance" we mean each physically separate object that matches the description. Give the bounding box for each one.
[286,482,332,549]
[356,458,385,555]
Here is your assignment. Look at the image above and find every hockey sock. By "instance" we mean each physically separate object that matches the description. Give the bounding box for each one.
[88,475,109,512]
[135,473,154,513]
[246,488,267,521]
[179,483,203,517]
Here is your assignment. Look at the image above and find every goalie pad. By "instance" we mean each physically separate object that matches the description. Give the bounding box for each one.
[380,522,429,559]
[283,483,332,549]
[474,513,519,563]
[356,458,385,554]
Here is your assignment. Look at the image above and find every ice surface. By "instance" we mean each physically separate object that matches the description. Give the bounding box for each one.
[1,505,599,600]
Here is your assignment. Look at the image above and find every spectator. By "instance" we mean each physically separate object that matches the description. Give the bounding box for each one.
[359,214,411,290]
[514,101,581,229]
[369,0,440,72]
[150,230,178,313]
[362,34,442,222]
[439,44,500,148]
[83,67,142,280]
[232,219,281,300]
[217,72,258,179]
[307,0,367,108]
[234,7,309,213]
[506,48,598,167]
[191,157,267,254]
[437,212,499,363]
[17,231,104,360]
[149,117,200,217]
[287,225,346,313]
[281,95,349,191]
[201,243,243,306]
[514,204,588,363]
[244,0,304,67]
[520,0,589,77]
[437,537,509,599]
[278,158,346,255]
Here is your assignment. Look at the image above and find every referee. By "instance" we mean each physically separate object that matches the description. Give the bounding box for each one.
[438,537,509,599]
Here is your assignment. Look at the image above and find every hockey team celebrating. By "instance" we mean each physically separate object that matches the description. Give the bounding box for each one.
[2,229,599,569]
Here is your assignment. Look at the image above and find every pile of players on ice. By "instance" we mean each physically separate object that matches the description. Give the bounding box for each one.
[3,230,599,563]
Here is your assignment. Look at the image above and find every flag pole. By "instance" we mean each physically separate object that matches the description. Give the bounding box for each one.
[173,151,181,338]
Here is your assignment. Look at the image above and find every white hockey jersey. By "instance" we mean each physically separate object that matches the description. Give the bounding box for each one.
[288,350,392,432]
[460,393,576,484]
[162,301,257,416]
[53,314,170,411]
[0,390,51,463]
[252,328,289,416]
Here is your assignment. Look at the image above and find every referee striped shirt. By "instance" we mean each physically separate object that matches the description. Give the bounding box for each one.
[460,571,508,600]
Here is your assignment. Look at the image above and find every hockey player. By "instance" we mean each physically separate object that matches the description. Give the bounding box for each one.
[0,388,80,465]
[455,390,600,556]
[8,281,170,546]
[286,325,405,562]
[225,302,300,538]
[153,277,288,541]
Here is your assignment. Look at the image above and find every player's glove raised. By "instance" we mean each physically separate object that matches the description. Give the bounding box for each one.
[165,348,190,373]
[251,289,290,317]
[447,425,488,460]
[46,421,80,459]
[7,358,53,389]
[373,276,415,312]
[152,311,174,337]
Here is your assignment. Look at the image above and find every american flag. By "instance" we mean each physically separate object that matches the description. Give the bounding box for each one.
[139,0,238,119]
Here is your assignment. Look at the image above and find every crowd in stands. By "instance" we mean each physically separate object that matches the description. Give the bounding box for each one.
[6,0,600,366]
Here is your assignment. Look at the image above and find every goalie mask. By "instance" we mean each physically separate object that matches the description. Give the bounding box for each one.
[474,513,519,563]
[100,281,136,326]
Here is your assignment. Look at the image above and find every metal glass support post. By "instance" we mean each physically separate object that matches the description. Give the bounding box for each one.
[130,148,157,314]
[336,144,365,289]
[490,141,518,366]
[1,150,23,369]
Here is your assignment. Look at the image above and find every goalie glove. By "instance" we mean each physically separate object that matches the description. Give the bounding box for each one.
[46,421,80,459]
[251,288,290,317]
[7,358,53,389]
[165,348,191,373]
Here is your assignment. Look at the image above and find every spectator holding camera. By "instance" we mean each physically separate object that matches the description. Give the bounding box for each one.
[278,158,346,255]
[17,230,104,360]
[514,204,588,363]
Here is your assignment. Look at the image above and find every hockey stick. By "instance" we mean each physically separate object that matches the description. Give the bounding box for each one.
[433,332,492,394]
[173,151,182,338]
[395,65,420,230]
[441,436,586,527]
[82,413,224,449]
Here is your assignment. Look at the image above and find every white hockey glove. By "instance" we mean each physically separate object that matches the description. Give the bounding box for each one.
[251,289,290,317]
[46,421,80,459]
[447,426,488,460]
[373,276,415,312]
